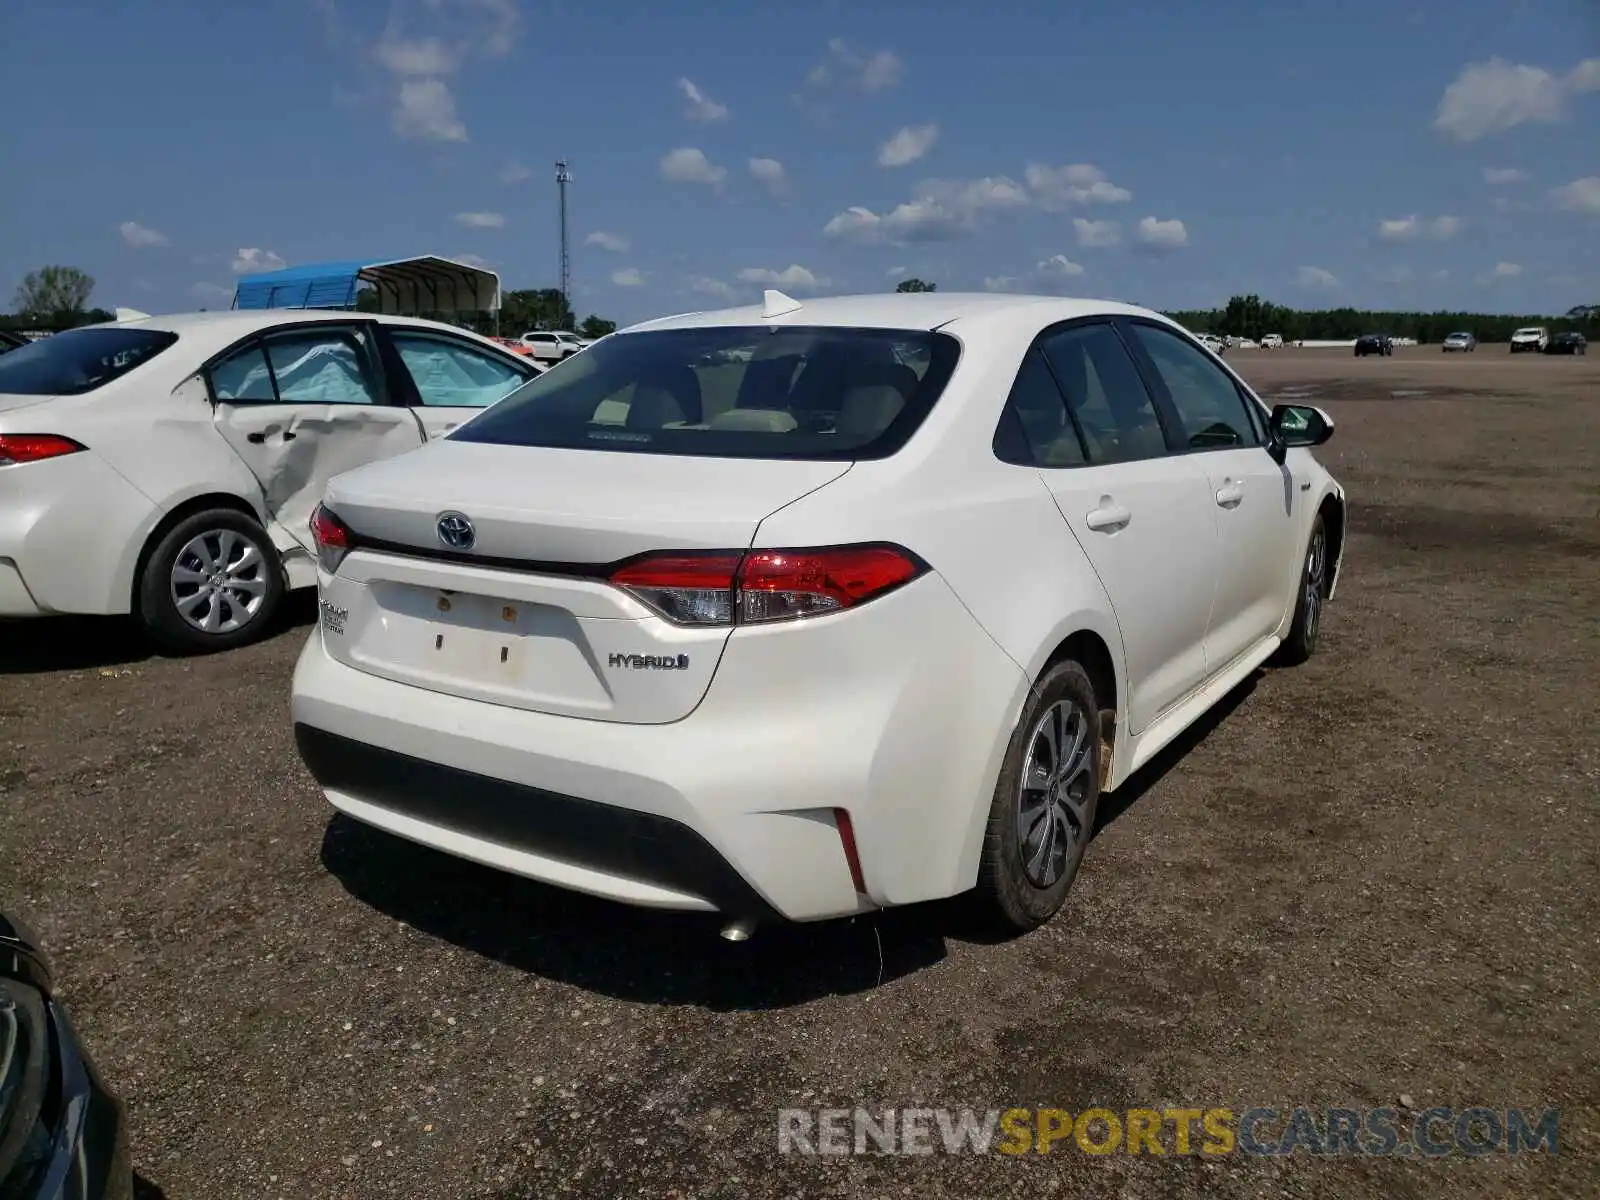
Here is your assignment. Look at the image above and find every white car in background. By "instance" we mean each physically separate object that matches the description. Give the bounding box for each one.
[1260,334,1284,349]
[291,290,1346,936]
[0,311,540,652]
[1509,326,1549,354]
[518,330,590,363]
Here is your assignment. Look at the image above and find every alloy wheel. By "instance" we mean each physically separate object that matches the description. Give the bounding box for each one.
[1016,699,1095,888]
[170,528,270,635]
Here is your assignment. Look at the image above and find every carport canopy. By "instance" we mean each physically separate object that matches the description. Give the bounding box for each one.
[232,256,501,315]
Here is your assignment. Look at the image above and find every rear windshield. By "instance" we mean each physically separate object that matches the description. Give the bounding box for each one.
[0,327,178,395]
[450,325,961,460]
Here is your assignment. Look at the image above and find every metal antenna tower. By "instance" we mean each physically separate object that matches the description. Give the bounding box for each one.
[555,160,572,327]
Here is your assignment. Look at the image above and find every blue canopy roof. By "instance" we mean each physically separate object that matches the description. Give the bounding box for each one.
[232,256,500,314]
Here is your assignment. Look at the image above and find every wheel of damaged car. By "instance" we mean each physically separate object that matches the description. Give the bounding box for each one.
[137,509,285,655]
[976,659,1102,933]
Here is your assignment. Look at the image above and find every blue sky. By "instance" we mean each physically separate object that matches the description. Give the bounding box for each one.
[4,0,1597,323]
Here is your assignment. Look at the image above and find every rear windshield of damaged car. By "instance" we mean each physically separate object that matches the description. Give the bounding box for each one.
[449,325,961,460]
[0,327,179,396]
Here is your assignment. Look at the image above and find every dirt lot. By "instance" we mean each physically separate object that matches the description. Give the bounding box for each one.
[2,346,1597,1198]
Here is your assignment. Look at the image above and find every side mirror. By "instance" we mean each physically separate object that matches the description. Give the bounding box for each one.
[1270,403,1334,449]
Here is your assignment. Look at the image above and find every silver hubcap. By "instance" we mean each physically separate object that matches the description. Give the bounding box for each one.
[170,529,269,635]
[1304,529,1326,645]
[1016,699,1095,888]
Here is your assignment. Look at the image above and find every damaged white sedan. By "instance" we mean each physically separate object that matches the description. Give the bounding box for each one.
[0,311,541,652]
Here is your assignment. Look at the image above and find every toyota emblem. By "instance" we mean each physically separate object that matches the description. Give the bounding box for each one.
[436,512,475,550]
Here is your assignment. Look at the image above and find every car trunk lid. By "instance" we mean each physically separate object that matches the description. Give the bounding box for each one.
[317,440,851,723]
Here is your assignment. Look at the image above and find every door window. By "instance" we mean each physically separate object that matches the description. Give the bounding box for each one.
[1039,323,1169,464]
[1126,323,1261,450]
[263,329,379,404]
[391,332,531,408]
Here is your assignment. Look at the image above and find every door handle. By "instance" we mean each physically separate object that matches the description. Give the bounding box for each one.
[1215,480,1243,508]
[246,430,296,444]
[1085,499,1131,532]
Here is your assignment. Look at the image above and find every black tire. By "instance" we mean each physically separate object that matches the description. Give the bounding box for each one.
[137,508,285,655]
[1274,514,1328,667]
[975,659,1103,933]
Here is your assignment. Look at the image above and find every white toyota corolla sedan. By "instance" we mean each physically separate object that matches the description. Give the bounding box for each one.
[0,311,540,652]
[291,291,1346,935]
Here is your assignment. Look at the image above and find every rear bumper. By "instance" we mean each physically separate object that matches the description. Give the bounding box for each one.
[291,573,1028,923]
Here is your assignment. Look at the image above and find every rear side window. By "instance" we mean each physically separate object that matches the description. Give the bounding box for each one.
[0,327,178,395]
[208,326,380,405]
[452,325,961,460]
[1039,324,1169,464]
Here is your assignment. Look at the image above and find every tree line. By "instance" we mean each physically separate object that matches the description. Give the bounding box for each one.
[2,264,619,341]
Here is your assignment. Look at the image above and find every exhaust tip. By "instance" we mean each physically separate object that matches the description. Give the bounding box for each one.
[719,917,757,942]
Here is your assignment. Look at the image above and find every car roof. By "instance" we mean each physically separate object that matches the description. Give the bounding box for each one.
[621,291,1163,335]
[87,309,482,339]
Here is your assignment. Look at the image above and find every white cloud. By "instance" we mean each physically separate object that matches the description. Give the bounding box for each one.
[1134,216,1188,252]
[823,176,1028,244]
[1550,176,1600,214]
[455,211,505,228]
[1297,265,1339,289]
[1072,218,1120,248]
[499,159,533,184]
[394,78,467,142]
[983,275,1021,293]
[119,221,168,249]
[1483,167,1527,184]
[363,3,523,144]
[1433,57,1600,141]
[737,264,823,290]
[805,38,904,94]
[231,248,286,273]
[748,157,788,196]
[611,267,645,287]
[677,77,728,122]
[452,253,493,269]
[689,276,737,300]
[1378,214,1464,241]
[585,231,629,252]
[878,123,939,168]
[1490,261,1523,278]
[190,282,233,301]
[1025,162,1131,210]
[374,35,457,76]
[886,264,909,278]
[1034,255,1085,283]
[660,147,727,186]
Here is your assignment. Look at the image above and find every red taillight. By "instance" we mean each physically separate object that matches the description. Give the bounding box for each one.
[833,808,867,894]
[609,544,924,626]
[309,503,353,573]
[0,434,85,466]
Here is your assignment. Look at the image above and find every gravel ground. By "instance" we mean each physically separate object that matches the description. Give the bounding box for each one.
[2,346,1597,1198]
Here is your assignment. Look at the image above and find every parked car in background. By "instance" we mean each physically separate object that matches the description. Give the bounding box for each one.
[1354,333,1393,357]
[488,335,542,360]
[1260,334,1284,349]
[0,330,30,357]
[0,910,132,1199]
[0,310,541,652]
[1441,332,1477,352]
[292,290,1346,937]
[1509,326,1549,353]
[517,330,590,363]
[1543,331,1587,355]
[1196,333,1225,354]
